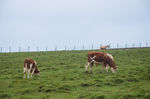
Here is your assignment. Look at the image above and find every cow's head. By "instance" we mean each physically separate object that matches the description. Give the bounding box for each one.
[111,66,117,73]
[34,66,40,76]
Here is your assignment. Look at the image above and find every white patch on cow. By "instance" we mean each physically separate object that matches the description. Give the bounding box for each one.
[90,57,94,61]
[107,53,113,60]
[90,56,96,62]
[93,56,96,59]
[90,56,101,64]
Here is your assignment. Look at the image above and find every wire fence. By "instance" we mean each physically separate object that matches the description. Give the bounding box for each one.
[0,42,150,53]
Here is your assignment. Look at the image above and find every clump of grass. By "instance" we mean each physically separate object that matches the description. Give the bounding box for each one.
[89,95,105,99]
[0,93,11,98]
[37,85,57,93]
[113,78,124,84]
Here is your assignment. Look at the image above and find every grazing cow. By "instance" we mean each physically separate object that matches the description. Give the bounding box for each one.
[24,58,40,78]
[85,51,117,73]
[100,45,110,50]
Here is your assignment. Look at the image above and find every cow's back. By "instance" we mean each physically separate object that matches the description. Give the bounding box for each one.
[88,52,105,62]
[24,58,36,69]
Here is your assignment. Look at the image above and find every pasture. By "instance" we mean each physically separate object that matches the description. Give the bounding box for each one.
[0,48,150,99]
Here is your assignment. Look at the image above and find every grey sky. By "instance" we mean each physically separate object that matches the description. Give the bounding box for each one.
[0,0,150,52]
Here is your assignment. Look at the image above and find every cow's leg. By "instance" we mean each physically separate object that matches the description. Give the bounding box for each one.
[23,67,27,78]
[24,63,27,78]
[100,62,105,73]
[105,65,109,72]
[27,68,30,79]
[95,63,98,67]
[85,62,90,72]
[31,68,35,78]
[23,67,26,78]
[90,62,94,73]
[27,64,32,78]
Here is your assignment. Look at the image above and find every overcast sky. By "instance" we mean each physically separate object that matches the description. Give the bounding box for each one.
[0,0,150,52]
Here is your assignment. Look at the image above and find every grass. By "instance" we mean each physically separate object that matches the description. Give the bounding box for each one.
[0,48,150,99]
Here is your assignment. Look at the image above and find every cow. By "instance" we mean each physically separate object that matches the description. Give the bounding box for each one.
[100,45,110,50]
[24,58,40,78]
[85,51,117,73]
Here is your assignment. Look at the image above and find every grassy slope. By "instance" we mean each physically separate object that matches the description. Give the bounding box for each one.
[0,48,150,99]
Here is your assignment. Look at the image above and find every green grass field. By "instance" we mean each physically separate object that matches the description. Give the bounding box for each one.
[0,48,150,99]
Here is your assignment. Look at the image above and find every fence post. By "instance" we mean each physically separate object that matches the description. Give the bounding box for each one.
[74,45,76,50]
[0,47,2,53]
[9,46,11,53]
[126,43,127,48]
[91,44,93,50]
[46,47,48,51]
[28,46,30,52]
[55,46,57,51]
[139,43,141,48]
[133,43,134,48]
[83,44,84,50]
[146,42,148,47]
[117,43,119,48]
[19,47,21,52]
[65,45,66,51]
[37,46,39,52]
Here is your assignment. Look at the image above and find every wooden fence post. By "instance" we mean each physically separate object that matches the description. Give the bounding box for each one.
[28,46,30,52]
[83,44,84,50]
[91,44,93,50]
[117,44,119,48]
[139,43,141,48]
[74,45,76,50]
[46,47,48,51]
[146,42,148,47]
[19,47,21,52]
[0,47,2,53]
[37,46,39,52]
[126,43,127,48]
[9,46,11,53]
[55,46,57,51]
[65,45,66,51]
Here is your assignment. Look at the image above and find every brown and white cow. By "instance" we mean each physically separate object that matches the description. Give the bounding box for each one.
[85,51,117,73]
[100,45,110,50]
[24,58,40,78]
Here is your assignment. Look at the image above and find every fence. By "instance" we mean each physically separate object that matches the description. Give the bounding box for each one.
[0,43,150,53]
